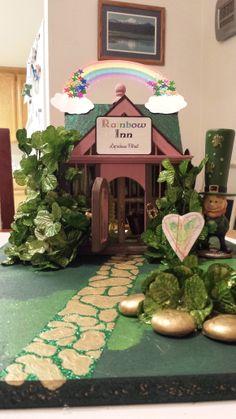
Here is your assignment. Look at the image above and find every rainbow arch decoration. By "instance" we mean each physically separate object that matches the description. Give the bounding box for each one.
[51,60,187,115]
[82,60,160,87]
[63,60,164,98]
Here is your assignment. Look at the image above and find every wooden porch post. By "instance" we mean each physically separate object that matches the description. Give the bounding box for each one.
[117,177,126,244]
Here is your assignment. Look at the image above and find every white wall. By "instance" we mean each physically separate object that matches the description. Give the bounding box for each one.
[2,0,236,183]
[202,0,236,193]
[48,0,204,165]
[0,0,44,67]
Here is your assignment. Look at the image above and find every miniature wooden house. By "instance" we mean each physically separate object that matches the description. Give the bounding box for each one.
[65,92,187,254]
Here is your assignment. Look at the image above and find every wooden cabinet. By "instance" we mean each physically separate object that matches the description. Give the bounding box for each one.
[0,67,27,209]
[0,67,27,142]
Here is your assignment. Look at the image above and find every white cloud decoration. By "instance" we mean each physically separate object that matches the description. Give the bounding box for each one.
[145,94,187,114]
[50,93,94,114]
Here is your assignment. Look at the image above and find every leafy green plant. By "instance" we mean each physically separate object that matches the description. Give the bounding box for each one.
[3,126,90,269]
[139,257,236,328]
[142,158,216,263]
[205,263,236,314]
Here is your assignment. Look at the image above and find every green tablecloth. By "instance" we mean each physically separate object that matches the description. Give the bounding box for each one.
[0,246,236,408]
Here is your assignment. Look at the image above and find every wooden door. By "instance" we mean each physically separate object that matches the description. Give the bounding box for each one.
[91,177,109,252]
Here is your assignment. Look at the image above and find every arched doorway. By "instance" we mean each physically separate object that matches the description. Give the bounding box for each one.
[109,177,144,244]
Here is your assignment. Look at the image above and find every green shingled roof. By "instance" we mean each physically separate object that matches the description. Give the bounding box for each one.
[65,101,183,153]
[65,105,111,138]
[137,105,182,153]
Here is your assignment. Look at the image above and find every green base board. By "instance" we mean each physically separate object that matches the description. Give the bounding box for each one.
[1,373,236,409]
[1,247,236,409]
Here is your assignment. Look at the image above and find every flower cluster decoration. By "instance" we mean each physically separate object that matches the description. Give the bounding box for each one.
[64,69,89,98]
[147,79,176,96]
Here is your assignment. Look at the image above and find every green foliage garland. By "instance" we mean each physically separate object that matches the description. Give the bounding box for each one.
[3,126,90,270]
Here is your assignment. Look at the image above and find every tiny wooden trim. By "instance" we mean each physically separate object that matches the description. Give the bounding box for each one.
[98,0,165,65]
[0,66,26,75]
[69,155,191,164]
[117,177,126,243]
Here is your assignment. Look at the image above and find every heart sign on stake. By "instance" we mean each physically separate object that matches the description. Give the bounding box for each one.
[162,212,205,261]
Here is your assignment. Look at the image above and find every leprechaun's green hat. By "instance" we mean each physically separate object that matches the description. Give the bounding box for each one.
[203,128,235,195]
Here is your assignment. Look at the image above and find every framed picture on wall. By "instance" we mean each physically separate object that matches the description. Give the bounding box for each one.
[98,0,165,65]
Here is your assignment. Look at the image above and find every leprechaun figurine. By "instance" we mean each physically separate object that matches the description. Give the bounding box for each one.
[200,128,235,258]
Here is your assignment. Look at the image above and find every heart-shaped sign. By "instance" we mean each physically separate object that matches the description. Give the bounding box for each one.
[162,212,205,261]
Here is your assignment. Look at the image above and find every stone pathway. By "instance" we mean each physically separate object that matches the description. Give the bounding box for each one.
[2,255,144,390]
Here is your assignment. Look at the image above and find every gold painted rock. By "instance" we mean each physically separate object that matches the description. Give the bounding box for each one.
[119,293,145,317]
[202,314,236,342]
[151,309,196,337]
